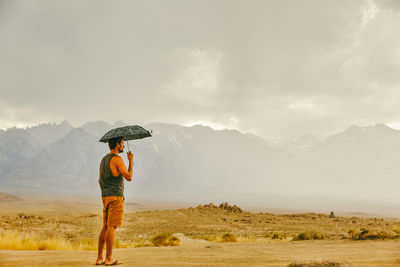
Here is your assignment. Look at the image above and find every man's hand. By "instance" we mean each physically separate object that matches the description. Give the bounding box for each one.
[127,151,134,162]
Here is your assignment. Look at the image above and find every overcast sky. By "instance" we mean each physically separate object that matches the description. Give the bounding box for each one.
[1,0,400,140]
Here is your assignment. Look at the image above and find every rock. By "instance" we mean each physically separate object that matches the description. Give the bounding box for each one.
[193,202,243,213]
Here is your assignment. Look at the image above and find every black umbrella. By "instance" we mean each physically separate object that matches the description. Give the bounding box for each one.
[99,125,152,151]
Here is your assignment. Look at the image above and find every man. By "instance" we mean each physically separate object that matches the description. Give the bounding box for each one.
[95,137,133,266]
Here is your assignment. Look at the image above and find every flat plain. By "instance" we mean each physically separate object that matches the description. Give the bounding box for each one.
[0,197,400,266]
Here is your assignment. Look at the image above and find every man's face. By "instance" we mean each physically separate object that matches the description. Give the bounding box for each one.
[118,140,124,153]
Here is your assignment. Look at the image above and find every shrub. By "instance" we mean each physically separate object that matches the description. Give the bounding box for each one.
[353,229,398,240]
[287,260,352,266]
[220,233,237,242]
[262,232,272,238]
[293,231,324,241]
[151,233,180,246]
[272,232,286,240]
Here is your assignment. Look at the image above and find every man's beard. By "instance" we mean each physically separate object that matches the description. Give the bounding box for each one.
[119,147,124,153]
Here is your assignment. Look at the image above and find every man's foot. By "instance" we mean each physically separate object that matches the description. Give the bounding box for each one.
[105,259,122,266]
[95,258,105,265]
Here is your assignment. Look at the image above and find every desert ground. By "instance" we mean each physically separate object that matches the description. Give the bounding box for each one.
[0,195,400,266]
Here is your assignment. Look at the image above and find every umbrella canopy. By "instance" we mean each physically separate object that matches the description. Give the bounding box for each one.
[99,125,152,143]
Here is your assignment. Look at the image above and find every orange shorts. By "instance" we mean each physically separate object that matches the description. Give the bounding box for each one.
[102,196,124,228]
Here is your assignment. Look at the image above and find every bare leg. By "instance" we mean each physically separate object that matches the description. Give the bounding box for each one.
[105,226,117,264]
[96,225,107,264]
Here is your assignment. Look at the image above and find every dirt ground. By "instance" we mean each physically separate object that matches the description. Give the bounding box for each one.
[1,198,400,266]
[0,239,399,266]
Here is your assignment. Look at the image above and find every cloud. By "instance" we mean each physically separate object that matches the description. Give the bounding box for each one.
[0,100,57,129]
[374,0,400,10]
[164,49,222,108]
[1,0,400,139]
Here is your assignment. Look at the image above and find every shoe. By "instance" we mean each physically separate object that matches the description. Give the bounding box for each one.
[95,261,105,265]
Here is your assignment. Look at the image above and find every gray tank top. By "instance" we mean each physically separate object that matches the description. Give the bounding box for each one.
[100,154,124,197]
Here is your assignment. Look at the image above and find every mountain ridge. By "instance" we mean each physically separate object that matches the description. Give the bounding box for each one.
[1,121,400,204]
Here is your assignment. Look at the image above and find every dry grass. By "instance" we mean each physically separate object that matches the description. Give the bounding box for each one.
[0,230,74,250]
[220,233,237,242]
[293,231,325,241]
[263,232,288,240]
[0,229,138,250]
[151,233,180,246]
[1,202,400,251]
[1,201,400,266]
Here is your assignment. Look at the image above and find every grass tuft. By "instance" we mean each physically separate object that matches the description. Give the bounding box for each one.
[151,233,180,246]
[287,260,352,266]
[0,230,73,250]
[220,233,237,242]
[293,231,325,241]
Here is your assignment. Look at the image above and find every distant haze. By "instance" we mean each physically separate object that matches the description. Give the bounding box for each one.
[2,1,400,140]
[2,120,400,216]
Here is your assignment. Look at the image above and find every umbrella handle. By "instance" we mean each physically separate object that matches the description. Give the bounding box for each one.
[127,140,131,152]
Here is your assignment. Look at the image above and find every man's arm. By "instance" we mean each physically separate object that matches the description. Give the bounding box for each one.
[98,166,101,187]
[115,152,134,181]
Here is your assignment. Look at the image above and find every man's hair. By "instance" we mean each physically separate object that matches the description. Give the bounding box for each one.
[108,137,123,150]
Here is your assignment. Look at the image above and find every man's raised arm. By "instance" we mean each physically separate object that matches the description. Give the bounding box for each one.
[116,152,134,181]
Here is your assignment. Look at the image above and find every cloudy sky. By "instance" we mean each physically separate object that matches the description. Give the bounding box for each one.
[1,0,400,140]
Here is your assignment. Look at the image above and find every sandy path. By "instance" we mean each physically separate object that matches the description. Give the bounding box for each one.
[0,240,399,267]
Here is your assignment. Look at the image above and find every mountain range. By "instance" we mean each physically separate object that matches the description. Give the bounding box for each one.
[0,121,399,207]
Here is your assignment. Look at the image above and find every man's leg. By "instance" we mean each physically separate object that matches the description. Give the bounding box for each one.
[105,226,117,264]
[96,225,107,264]
[102,197,123,265]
